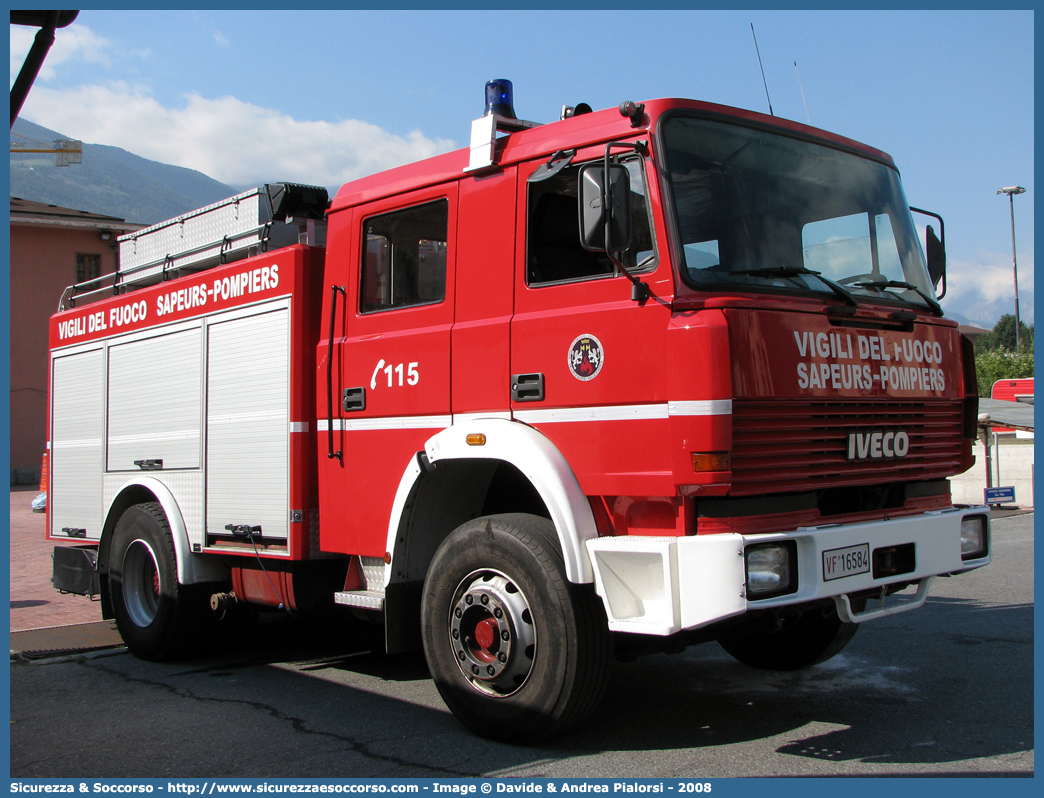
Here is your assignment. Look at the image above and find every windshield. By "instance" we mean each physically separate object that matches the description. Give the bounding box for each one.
[662,116,935,310]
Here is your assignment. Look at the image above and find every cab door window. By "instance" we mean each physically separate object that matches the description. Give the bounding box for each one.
[361,199,448,313]
[526,159,655,286]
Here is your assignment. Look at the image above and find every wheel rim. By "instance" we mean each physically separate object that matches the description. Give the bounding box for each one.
[122,539,161,629]
[449,569,536,697]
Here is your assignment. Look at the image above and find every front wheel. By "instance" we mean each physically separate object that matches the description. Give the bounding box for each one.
[109,502,212,661]
[717,602,859,671]
[421,514,610,743]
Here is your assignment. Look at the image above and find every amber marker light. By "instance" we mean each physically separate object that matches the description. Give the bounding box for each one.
[693,452,730,472]
[466,433,487,446]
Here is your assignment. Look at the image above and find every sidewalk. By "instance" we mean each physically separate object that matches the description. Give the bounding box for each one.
[9,486,106,632]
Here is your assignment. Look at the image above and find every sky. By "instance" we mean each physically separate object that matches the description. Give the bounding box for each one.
[9,8,1035,329]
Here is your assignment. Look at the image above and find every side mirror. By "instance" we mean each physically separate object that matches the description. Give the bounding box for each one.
[911,206,947,300]
[578,162,632,252]
[925,224,946,297]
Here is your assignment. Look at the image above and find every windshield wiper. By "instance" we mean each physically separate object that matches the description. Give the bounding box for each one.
[850,279,943,316]
[733,265,859,307]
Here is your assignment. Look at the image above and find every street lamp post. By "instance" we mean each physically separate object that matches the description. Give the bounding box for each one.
[997,185,1027,351]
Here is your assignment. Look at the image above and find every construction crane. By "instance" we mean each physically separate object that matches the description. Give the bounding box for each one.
[11,132,82,166]
[10,11,82,165]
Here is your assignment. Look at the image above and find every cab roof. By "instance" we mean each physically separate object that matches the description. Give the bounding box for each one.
[329,97,895,212]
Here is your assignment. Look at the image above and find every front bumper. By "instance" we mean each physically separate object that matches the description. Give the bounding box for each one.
[585,505,991,636]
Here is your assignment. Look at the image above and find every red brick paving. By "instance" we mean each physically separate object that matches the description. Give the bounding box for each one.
[9,486,102,632]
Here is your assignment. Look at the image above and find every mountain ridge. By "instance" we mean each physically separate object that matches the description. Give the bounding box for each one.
[10,117,238,225]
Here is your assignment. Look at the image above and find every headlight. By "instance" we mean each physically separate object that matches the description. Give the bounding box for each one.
[745,542,797,598]
[960,515,989,560]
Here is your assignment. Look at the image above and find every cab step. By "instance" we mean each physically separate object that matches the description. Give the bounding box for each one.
[334,589,385,610]
[334,555,386,610]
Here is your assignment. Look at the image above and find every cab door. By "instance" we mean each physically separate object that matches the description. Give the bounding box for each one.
[510,152,675,497]
[320,186,457,556]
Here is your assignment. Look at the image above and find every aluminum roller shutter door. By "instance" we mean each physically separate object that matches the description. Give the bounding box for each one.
[206,307,289,540]
[51,348,104,539]
[107,327,202,471]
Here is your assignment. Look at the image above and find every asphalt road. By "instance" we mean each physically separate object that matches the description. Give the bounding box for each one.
[10,513,1033,779]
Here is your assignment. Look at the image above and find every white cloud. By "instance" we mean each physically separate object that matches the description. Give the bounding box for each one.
[188,11,231,48]
[942,249,1034,328]
[19,83,456,190]
[9,23,110,85]
[946,250,1034,298]
[14,20,452,190]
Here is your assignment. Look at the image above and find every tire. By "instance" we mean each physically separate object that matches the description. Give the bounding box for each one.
[718,602,859,671]
[421,513,610,743]
[108,502,212,661]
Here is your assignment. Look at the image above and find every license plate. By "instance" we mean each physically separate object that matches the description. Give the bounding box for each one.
[823,543,870,581]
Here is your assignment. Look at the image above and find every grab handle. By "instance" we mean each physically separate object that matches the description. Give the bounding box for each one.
[327,285,346,460]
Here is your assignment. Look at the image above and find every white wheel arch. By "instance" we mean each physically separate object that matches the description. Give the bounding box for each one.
[106,477,228,585]
[385,418,598,585]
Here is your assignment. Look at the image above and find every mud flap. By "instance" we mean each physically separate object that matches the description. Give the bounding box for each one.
[385,580,423,654]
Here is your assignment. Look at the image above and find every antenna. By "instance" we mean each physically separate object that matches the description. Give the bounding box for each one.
[751,23,774,116]
[794,61,811,124]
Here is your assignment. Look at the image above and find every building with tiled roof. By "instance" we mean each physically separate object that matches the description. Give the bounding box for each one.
[9,197,144,485]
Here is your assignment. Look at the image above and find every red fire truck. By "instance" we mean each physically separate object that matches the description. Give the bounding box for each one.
[47,81,990,742]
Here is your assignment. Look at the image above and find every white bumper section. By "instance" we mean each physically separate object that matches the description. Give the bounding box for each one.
[586,506,991,636]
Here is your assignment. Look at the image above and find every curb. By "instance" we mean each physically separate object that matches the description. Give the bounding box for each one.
[10,620,125,661]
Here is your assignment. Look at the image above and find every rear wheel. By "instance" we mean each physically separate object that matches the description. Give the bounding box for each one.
[109,502,211,660]
[421,513,610,743]
[718,602,859,671]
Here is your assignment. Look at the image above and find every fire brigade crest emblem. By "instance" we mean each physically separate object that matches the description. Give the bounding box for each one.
[568,334,604,381]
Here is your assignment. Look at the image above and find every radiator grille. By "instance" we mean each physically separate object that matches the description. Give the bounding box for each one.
[730,399,965,495]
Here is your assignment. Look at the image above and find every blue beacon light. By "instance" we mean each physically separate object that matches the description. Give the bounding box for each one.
[484,79,516,119]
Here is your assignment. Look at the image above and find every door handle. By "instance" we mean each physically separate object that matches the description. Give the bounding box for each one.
[512,373,545,402]
[342,387,366,412]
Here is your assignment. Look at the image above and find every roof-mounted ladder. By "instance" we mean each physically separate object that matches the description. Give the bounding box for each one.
[59,183,327,310]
